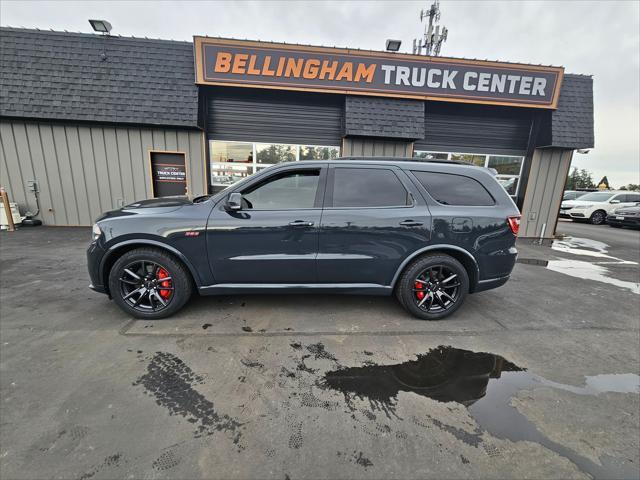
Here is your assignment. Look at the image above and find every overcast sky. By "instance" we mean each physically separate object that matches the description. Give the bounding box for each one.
[2,0,639,187]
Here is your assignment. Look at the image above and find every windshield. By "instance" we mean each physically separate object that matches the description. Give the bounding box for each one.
[576,192,616,202]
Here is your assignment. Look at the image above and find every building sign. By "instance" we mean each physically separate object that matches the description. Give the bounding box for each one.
[150,151,187,197]
[194,37,564,109]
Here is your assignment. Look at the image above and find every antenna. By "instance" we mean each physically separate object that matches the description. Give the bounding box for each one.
[413,0,448,56]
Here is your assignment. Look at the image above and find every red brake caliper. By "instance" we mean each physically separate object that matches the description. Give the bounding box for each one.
[157,268,171,299]
[415,281,425,300]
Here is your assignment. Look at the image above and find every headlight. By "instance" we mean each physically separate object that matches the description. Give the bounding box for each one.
[572,204,592,209]
[92,223,102,241]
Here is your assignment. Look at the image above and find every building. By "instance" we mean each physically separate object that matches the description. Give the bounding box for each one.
[0,27,594,237]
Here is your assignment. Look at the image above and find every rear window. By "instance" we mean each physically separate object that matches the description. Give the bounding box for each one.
[412,171,495,206]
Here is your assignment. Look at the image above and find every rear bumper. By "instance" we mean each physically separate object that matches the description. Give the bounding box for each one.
[473,275,510,293]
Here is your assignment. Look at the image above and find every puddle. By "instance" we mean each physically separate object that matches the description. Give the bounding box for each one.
[547,259,640,294]
[322,346,639,480]
[547,236,640,294]
[552,236,638,265]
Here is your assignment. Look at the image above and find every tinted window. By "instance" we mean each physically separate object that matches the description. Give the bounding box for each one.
[577,192,615,202]
[625,193,640,202]
[242,170,319,210]
[332,168,409,207]
[412,171,495,206]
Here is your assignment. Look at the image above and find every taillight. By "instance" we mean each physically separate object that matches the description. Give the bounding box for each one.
[507,215,521,235]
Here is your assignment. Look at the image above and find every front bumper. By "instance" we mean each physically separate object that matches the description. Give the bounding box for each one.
[568,211,586,218]
[558,209,572,218]
[606,215,640,228]
[87,241,108,294]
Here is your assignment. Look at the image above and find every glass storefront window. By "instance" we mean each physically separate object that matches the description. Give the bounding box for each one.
[414,151,448,160]
[488,155,523,175]
[210,140,340,192]
[451,153,487,167]
[255,143,297,164]
[210,141,253,164]
[497,176,519,196]
[300,145,340,160]
[210,141,254,192]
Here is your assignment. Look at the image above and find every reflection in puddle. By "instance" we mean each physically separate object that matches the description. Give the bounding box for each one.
[552,236,611,256]
[322,346,639,480]
[548,236,639,294]
[547,259,640,294]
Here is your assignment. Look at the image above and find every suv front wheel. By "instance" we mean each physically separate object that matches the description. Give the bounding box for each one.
[108,248,192,319]
[396,254,469,321]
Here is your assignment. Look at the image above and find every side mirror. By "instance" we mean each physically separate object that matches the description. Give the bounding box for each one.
[610,199,621,204]
[225,192,242,211]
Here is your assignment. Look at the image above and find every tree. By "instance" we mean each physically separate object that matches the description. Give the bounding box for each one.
[619,184,640,191]
[565,167,596,190]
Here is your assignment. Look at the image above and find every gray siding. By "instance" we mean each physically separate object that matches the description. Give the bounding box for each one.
[519,147,573,238]
[342,137,412,157]
[0,120,205,226]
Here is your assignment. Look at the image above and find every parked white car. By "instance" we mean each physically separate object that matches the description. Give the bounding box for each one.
[560,191,640,225]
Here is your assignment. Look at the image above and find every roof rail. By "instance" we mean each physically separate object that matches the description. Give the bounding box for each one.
[335,156,469,165]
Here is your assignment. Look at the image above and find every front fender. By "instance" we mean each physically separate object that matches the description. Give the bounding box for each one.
[99,238,204,289]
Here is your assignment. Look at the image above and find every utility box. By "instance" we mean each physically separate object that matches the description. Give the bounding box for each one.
[0,202,24,229]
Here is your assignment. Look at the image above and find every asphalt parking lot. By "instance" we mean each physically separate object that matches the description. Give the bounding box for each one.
[1,221,639,479]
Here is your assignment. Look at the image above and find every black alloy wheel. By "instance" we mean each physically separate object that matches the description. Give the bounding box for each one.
[589,210,606,225]
[397,254,469,321]
[109,248,192,319]
[412,265,462,313]
[118,260,174,313]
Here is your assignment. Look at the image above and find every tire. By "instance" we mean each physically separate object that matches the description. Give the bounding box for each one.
[108,247,192,319]
[589,210,607,225]
[396,254,469,321]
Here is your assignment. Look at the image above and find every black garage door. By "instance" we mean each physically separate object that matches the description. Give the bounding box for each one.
[415,102,534,155]
[205,87,344,145]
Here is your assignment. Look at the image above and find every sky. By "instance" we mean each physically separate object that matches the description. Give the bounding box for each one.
[2,0,639,188]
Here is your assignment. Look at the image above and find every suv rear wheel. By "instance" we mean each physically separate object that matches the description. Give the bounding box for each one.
[108,248,192,319]
[396,254,469,321]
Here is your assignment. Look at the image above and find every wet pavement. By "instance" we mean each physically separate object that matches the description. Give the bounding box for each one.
[1,224,639,479]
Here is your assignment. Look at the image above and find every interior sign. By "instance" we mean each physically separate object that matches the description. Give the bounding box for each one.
[194,37,564,109]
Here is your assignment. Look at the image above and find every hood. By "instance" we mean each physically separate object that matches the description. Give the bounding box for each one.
[96,196,192,221]
[124,197,192,209]
[561,199,604,208]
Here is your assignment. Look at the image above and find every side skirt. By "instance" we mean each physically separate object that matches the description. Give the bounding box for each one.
[199,283,393,296]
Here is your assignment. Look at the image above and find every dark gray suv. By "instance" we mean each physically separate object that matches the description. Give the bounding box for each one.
[87,158,520,321]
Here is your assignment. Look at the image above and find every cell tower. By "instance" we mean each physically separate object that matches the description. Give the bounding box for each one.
[413,0,448,56]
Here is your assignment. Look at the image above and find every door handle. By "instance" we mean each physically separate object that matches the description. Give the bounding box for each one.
[288,220,315,227]
[399,219,424,227]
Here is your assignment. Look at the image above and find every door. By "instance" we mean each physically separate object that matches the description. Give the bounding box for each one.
[318,165,431,285]
[150,151,188,197]
[207,166,326,284]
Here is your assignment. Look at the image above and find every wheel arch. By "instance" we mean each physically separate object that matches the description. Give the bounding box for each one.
[100,240,202,294]
[391,245,480,293]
